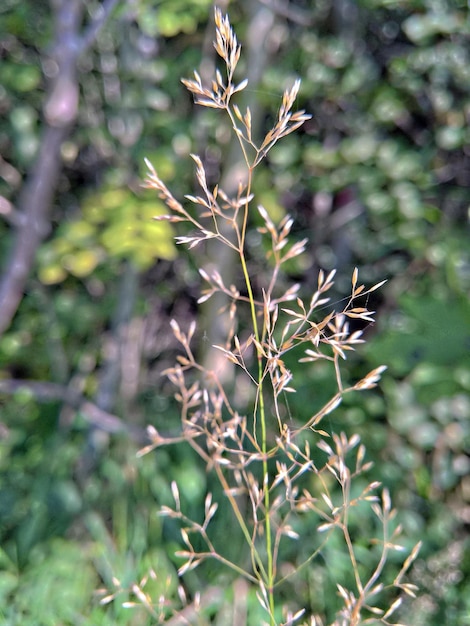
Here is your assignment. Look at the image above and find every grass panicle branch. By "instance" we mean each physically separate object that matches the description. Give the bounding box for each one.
[121,9,422,625]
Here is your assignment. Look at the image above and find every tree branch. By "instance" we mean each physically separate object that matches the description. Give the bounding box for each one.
[0,124,69,335]
[256,0,313,26]
[0,378,146,442]
[0,0,121,336]
[95,262,139,413]
[80,0,120,54]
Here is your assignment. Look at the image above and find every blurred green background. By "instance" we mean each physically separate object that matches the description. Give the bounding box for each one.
[0,0,469,624]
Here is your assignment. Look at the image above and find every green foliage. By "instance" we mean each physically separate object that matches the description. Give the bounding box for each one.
[0,540,96,625]
[146,0,213,37]
[0,0,469,623]
[38,187,176,284]
[369,293,470,376]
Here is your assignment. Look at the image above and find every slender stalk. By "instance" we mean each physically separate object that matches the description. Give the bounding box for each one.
[238,167,276,623]
[213,462,268,582]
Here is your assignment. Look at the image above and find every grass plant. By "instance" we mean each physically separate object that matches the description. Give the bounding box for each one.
[105,9,420,625]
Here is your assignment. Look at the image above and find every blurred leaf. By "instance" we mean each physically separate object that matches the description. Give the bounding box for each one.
[403,12,466,44]
[63,249,102,277]
[368,293,470,376]
[0,62,41,92]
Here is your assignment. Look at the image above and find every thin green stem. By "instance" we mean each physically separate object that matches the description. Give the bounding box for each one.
[213,463,268,581]
[223,95,276,622]
[238,166,276,625]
